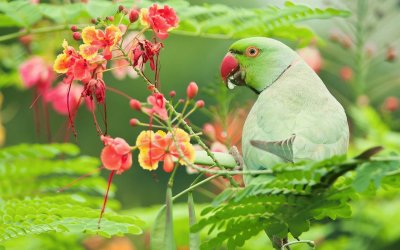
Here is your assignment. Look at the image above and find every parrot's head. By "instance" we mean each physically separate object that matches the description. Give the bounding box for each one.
[220,37,298,94]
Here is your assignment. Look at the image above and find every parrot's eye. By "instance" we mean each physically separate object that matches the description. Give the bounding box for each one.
[245,46,259,57]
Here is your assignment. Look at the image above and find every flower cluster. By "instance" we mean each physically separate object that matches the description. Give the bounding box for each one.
[50,3,179,120]
[53,38,108,104]
[136,128,195,172]
[140,4,179,40]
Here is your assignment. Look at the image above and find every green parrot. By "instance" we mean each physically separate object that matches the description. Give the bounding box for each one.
[220,37,349,247]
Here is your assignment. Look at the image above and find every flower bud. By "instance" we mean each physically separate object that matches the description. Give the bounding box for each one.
[91,18,97,24]
[147,85,155,91]
[178,98,184,103]
[107,16,114,22]
[163,155,175,173]
[118,5,125,13]
[384,96,399,111]
[340,67,353,82]
[72,32,81,41]
[70,25,78,32]
[19,34,33,46]
[129,9,139,23]
[186,81,198,99]
[386,47,396,62]
[169,91,176,98]
[195,100,205,108]
[130,118,139,126]
[129,99,142,111]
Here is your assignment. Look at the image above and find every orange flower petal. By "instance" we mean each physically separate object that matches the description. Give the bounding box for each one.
[53,54,69,73]
[138,149,159,170]
[173,128,190,143]
[82,26,98,44]
[106,25,122,49]
[139,9,150,26]
[178,142,195,165]
[136,130,154,150]
[79,44,98,60]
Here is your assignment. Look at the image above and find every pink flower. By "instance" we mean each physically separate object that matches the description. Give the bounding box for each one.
[44,83,83,115]
[140,4,179,40]
[297,46,323,73]
[100,135,132,174]
[19,56,55,93]
[144,93,168,120]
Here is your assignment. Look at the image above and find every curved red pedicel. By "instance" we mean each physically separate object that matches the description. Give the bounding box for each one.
[220,53,239,81]
[98,169,116,229]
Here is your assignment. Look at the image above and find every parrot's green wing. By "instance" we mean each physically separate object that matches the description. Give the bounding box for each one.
[242,61,349,184]
[250,134,296,163]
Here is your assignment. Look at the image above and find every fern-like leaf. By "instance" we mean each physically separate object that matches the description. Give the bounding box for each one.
[0,195,143,243]
[0,1,350,44]
[194,153,400,249]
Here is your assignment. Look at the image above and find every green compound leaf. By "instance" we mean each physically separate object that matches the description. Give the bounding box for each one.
[0,143,144,244]
[0,0,349,44]
[0,1,42,27]
[0,196,143,243]
[195,153,400,249]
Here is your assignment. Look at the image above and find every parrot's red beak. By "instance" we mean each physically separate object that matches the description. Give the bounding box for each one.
[220,53,239,82]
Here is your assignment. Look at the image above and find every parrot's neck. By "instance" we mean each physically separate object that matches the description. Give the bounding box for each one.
[257,58,302,95]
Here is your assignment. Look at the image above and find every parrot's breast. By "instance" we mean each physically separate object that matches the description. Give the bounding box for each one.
[241,61,349,185]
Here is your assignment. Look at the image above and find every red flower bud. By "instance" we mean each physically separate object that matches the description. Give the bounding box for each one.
[91,18,97,24]
[70,25,78,32]
[129,99,142,111]
[118,5,125,13]
[340,67,353,82]
[195,100,205,108]
[147,85,155,91]
[386,47,396,62]
[107,16,114,22]
[72,32,81,41]
[19,35,33,46]
[163,155,175,173]
[178,98,184,103]
[186,81,198,99]
[169,91,176,98]
[129,118,139,126]
[129,9,139,23]
[384,96,399,111]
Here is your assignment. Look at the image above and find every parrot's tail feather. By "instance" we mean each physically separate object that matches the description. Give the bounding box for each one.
[355,146,384,160]
[250,135,295,163]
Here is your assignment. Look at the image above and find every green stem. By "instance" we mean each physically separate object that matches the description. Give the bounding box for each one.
[168,163,179,188]
[172,175,220,202]
[281,240,315,250]
[0,25,68,42]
